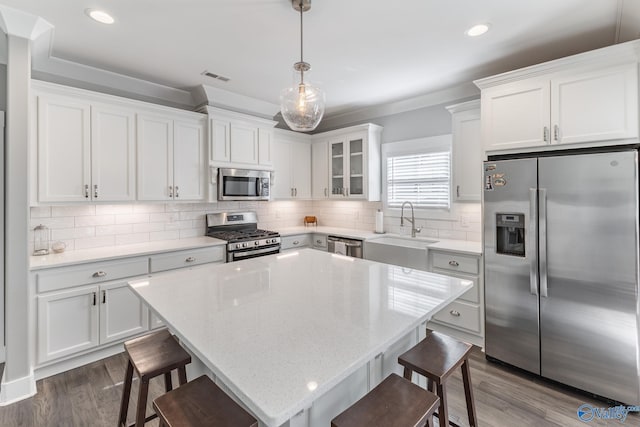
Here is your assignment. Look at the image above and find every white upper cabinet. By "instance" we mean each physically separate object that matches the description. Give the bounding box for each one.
[205,106,277,170]
[91,105,136,201]
[137,114,206,201]
[272,129,311,200]
[37,95,91,203]
[319,124,382,201]
[447,100,481,202]
[477,43,640,154]
[311,140,329,199]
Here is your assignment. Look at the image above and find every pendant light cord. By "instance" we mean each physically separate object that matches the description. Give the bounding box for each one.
[299,0,304,85]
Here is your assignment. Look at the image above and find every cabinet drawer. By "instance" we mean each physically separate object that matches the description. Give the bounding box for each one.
[37,258,149,293]
[312,234,327,249]
[150,246,225,273]
[432,300,481,333]
[431,269,479,304]
[281,234,311,250]
[431,251,479,275]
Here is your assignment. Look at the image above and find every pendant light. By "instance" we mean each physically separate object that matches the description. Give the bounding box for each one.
[280,0,325,132]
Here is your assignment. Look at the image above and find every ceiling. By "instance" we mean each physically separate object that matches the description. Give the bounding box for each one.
[0,0,639,119]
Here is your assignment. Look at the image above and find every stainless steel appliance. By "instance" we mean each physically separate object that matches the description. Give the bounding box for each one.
[484,149,640,405]
[328,236,363,258]
[218,168,271,201]
[206,212,281,262]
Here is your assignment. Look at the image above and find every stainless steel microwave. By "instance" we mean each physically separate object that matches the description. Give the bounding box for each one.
[218,168,271,201]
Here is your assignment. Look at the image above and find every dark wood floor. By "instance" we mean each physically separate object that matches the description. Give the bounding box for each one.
[0,349,636,426]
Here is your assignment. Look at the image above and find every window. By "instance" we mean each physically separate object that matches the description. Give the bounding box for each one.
[382,135,452,210]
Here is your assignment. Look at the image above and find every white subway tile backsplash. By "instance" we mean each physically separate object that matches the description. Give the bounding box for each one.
[30,200,482,253]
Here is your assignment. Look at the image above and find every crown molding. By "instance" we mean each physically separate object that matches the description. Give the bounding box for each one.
[193,85,281,120]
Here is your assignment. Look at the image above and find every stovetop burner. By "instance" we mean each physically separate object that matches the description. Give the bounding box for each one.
[207,229,279,243]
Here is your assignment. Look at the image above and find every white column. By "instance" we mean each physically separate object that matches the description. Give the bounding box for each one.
[0,5,52,405]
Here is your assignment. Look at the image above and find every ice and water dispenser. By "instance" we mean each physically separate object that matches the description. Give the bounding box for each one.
[496,213,525,257]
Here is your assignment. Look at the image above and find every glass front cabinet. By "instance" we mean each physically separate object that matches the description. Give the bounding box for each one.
[329,134,368,199]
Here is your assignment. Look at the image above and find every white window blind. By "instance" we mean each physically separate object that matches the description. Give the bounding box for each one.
[386,150,451,209]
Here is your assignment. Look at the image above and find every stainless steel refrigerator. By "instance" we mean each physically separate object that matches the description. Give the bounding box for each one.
[483,149,640,405]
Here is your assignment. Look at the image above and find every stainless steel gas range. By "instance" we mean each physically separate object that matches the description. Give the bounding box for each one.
[205,212,281,262]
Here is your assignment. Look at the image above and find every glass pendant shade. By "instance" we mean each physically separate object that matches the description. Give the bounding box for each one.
[280,80,325,132]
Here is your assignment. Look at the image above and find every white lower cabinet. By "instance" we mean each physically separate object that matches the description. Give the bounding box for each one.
[427,249,484,346]
[99,281,150,345]
[281,234,312,251]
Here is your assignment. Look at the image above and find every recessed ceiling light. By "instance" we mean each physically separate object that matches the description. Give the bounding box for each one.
[85,9,115,25]
[466,24,490,37]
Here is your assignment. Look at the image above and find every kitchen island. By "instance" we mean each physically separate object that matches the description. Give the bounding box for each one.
[129,248,472,427]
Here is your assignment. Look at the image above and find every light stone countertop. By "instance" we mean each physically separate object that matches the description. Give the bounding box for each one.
[280,226,482,255]
[129,248,472,427]
[29,236,226,270]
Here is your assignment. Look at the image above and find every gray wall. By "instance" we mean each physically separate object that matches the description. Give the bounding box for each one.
[0,64,7,111]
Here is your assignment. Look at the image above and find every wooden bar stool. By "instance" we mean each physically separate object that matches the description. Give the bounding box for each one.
[331,373,440,427]
[398,332,478,427]
[118,329,192,427]
[153,375,258,427]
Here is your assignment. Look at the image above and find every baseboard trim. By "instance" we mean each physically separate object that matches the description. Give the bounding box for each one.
[34,343,125,381]
[0,370,36,406]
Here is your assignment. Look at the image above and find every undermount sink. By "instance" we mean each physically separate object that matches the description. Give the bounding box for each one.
[364,236,439,271]
[368,236,438,249]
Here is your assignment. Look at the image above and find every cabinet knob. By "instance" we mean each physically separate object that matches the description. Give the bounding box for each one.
[185,256,196,263]
[448,260,459,267]
[450,310,461,317]
[93,271,107,278]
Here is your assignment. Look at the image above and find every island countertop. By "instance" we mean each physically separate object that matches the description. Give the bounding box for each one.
[129,248,472,427]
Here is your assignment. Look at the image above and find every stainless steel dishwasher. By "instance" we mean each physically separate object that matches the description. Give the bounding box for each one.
[327,236,363,258]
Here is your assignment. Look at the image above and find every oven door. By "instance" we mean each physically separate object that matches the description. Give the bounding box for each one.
[218,168,270,201]
[228,245,281,262]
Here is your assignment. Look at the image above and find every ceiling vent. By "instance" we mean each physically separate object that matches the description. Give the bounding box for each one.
[202,70,230,82]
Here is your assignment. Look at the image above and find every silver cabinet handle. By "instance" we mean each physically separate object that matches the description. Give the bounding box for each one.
[293,240,299,245]
[529,188,538,296]
[539,188,548,297]
[94,184,98,199]
[102,290,106,304]
[84,184,89,199]
[316,239,322,244]
[543,126,549,142]
[92,271,107,278]
[169,185,174,198]
[175,185,179,198]
[185,256,196,263]
[448,260,459,267]
[450,310,461,317]
[553,125,559,141]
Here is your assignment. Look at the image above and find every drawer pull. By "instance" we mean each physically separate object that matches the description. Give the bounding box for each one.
[316,239,322,244]
[293,240,299,245]
[185,256,196,263]
[448,260,459,267]
[92,271,107,278]
[450,310,461,317]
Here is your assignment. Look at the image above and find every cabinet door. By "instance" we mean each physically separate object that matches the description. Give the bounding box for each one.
[551,64,639,144]
[272,139,293,199]
[230,122,258,164]
[291,142,311,199]
[329,138,347,197]
[210,118,230,163]
[91,106,136,201]
[482,81,550,151]
[452,109,482,201]
[347,134,366,198]
[37,285,99,363]
[137,114,174,200]
[173,119,206,201]
[258,128,273,167]
[37,95,91,202]
[99,281,149,345]
[311,141,329,199]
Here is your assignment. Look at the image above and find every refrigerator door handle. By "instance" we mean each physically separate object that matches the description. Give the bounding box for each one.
[539,188,548,297]
[529,188,538,296]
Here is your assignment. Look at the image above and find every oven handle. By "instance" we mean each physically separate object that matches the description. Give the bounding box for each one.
[256,178,263,197]
[232,246,280,259]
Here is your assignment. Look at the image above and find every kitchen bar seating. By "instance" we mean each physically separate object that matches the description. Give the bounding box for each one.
[153,375,258,427]
[398,332,478,427]
[118,329,192,427]
[331,373,440,427]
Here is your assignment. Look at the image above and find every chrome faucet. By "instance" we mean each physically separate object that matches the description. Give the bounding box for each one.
[400,201,421,238]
